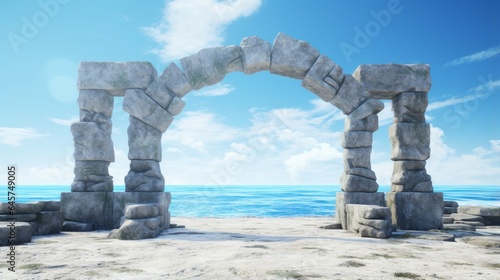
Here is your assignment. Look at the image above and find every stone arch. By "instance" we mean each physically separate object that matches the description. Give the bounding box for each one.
[66,32,439,235]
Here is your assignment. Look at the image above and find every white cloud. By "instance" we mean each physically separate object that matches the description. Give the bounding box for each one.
[143,0,262,61]
[285,143,343,181]
[195,83,235,96]
[444,45,500,66]
[0,127,46,146]
[427,92,486,112]
[49,117,79,126]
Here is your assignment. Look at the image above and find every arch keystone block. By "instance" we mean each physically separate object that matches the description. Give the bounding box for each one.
[353,64,431,99]
[302,55,345,102]
[240,36,271,74]
[270,32,320,79]
[77,62,158,96]
[123,89,174,133]
[180,46,243,90]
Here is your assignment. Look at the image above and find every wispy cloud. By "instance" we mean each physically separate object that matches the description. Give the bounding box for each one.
[444,45,500,67]
[0,127,46,146]
[142,0,262,62]
[49,117,79,126]
[195,83,235,96]
[427,92,486,111]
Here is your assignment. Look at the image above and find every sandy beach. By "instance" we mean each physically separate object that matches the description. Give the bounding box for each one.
[0,217,498,279]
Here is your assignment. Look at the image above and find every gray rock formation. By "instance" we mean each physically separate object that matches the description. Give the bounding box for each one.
[77,61,158,96]
[392,91,428,123]
[128,116,162,161]
[241,36,271,74]
[123,89,174,133]
[389,123,430,161]
[335,192,386,230]
[302,55,345,102]
[111,204,162,240]
[71,122,114,161]
[340,174,378,192]
[72,161,113,192]
[341,131,372,148]
[62,221,94,232]
[331,75,370,115]
[270,32,320,79]
[125,160,165,192]
[352,64,431,99]
[387,192,443,230]
[345,204,392,238]
[0,222,32,246]
[35,211,63,235]
[345,114,379,132]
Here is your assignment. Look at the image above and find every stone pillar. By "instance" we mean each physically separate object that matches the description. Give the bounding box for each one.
[71,89,114,192]
[354,64,443,230]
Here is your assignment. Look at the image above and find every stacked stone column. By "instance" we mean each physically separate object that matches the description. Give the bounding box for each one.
[354,64,443,230]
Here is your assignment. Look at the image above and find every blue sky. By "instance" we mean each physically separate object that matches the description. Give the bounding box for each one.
[0,0,499,186]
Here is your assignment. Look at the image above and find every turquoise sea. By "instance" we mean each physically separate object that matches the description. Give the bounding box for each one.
[1,185,499,217]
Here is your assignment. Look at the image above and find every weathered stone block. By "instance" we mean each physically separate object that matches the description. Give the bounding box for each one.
[77,61,157,96]
[115,217,161,240]
[128,116,162,161]
[71,122,114,161]
[0,202,41,214]
[392,181,433,192]
[35,211,63,235]
[0,222,32,246]
[61,192,114,230]
[344,167,377,180]
[331,75,370,115]
[386,192,443,230]
[393,91,428,123]
[125,204,160,219]
[78,89,114,118]
[444,207,458,214]
[181,46,242,90]
[240,36,271,74]
[353,64,431,99]
[125,160,165,192]
[389,123,430,160]
[270,32,320,79]
[391,161,432,192]
[340,174,378,192]
[302,55,343,102]
[159,62,192,98]
[0,214,37,222]
[112,192,171,230]
[341,131,372,148]
[345,114,379,132]
[458,206,500,217]
[167,96,185,116]
[359,225,392,238]
[345,204,392,238]
[73,161,112,183]
[123,89,174,133]
[335,192,386,230]
[348,98,384,121]
[62,221,94,232]
[71,180,113,192]
[29,201,60,212]
[343,147,372,170]
[444,201,459,207]
[145,82,175,110]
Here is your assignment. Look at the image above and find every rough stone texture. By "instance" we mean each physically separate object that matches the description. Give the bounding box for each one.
[167,96,186,116]
[391,160,432,192]
[128,116,162,161]
[35,211,63,235]
[160,62,193,98]
[112,192,171,230]
[125,160,165,192]
[335,192,386,230]
[71,180,113,192]
[444,207,458,214]
[345,204,392,238]
[115,217,161,240]
[343,147,372,170]
[458,206,500,217]
[302,55,344,102]
[123,89,174,133]
[240,36,271,74]
[392,91,428,123]
[72,160,113,192]
[61,192,114,230]
[386,192,443,230]
[442,216,455,224]
[344,167,377,180]
[29,201,61,212]
[125,204,160,219]
[331,75,370,115]
[341,131,372,148]
[71,122,115,161]
[461,236,500,248]
[78,89,114,118]
[389,123,430,160]
[442,223,476,231]
[181,46,242,90]
[399,231,455,242]
[340,174,378,192]
[348,98,384,121]
[444,201,459,207]
[450,213,487,223]
[0,202,41,214]
[62,221,94,232]
[353,64,431,99]
[270,32,320,79]
[77,61,158,96]
[0,214,37,222]
[0,222,32,246]
[145,82,175,110]
[345,114,379,132]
